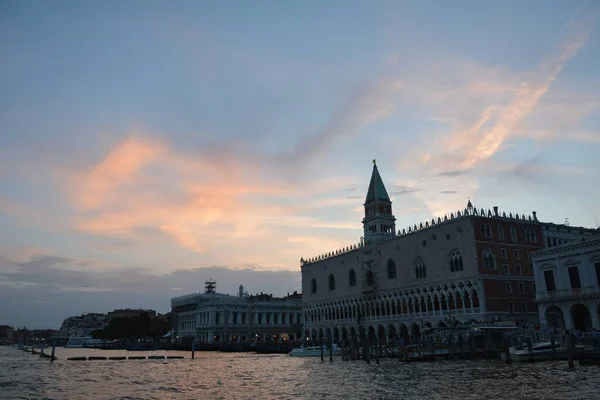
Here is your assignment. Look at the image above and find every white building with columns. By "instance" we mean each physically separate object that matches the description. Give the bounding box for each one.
[532,236,600,331]
[172,282,303,344]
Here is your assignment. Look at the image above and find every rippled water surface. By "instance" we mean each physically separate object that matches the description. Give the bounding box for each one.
[1,346,599,399]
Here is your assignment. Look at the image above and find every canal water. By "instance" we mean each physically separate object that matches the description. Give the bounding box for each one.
[0,346,598,399]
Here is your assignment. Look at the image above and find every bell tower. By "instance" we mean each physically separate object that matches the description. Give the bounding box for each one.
[362,160,396,244]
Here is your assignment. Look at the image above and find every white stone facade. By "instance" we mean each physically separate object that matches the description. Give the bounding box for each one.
[171,293,200,341]
[533,237,600,331]
[541,223,598,248]
[301,216,490,343]
[172,292,303,343]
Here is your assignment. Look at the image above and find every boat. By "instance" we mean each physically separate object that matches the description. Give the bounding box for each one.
[289,343,342,357]
[65,336,105,348]
[500,341,585,362]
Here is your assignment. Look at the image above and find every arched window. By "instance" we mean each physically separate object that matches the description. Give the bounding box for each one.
[486,224,492,238]
[348,269,356,287]
[328,274,335,291]
[366,271,374,286]
[510,226,518,242]
[311,278,317,294]
[483,248,495,269]
[415,257,426,279]
[450,249,464,272]
[497,225,505,240]
[387,259,397,279]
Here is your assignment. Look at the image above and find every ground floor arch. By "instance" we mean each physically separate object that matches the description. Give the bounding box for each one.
[545,305,565,329]
[571,304,593,332]
[387,323,397,343]
[410,323,420,338]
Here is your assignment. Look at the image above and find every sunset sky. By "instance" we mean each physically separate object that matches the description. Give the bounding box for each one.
[1,1,599,328]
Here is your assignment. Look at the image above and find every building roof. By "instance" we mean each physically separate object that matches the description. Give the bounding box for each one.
[365,161,390,204]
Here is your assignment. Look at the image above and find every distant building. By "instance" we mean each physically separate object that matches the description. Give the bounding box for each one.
[299,161,598,344]
[532,236,600,331]
[171,281,303,343]
[0,325,14,343]
[107,309,157,319]
[58,313,108,337]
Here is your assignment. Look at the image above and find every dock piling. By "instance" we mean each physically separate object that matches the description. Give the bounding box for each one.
[191,342,195,359]
[320,338,324,362]
[567,333,575,369]
[51,340,56,362]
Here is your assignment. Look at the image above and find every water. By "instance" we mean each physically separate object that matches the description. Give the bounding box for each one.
[1,346,598,399]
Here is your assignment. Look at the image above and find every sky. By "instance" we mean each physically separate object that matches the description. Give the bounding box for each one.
[1,1,599,329]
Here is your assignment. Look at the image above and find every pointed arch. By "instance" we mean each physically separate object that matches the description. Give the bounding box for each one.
[328,274,336,291]
[450,249,464,272]
[366,270,374,286]
[497,225,505,240]
[483,248,495,269]
[387,259,397,279]
[510,226,518,242]
[311,278,317,294]
[415,257,426,279]
[348,269,356,287]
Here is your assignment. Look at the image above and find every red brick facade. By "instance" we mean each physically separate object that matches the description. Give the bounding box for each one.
[473,216,544,317]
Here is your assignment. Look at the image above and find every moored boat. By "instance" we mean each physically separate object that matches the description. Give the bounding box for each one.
[289,343,342,357]
[65,336,105,348]
[500,341,585,362]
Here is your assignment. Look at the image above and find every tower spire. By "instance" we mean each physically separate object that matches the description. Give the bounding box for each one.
[362,160,395,243]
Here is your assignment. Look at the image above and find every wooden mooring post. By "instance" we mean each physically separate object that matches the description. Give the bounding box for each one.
[320,338,324,362]
[328,336,333,363]
[51,340,56,362]
[567,333,575,369]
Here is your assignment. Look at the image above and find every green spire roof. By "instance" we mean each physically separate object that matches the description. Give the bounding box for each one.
[365,160,391,204]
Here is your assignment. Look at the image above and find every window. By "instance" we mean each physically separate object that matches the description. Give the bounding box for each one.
[422,240,427,247]
[568,266,581,290]
[544,270,556,292]
[521,301,527,314]
[509,301,514,314]
[450,249,464,272]
[387,259,397,279]
[446,234,451,240]
[506,282,512,294]
[483,248,495,269]
[328,274,336,291]
[510,226,518,242]
[516,265,522,275]
[532,283,536,294]
[503,264,509,275]
[498,225,505,240]
[366,270,374,286]
[501,248,507,259]
[513,249,520,259]
[311,278,317,294]
[349,269,356,287]
[518,282,524,294]
[481,224,492,238]
[523,229,537,242]
[596,262,600,287]
[415,257,426,279]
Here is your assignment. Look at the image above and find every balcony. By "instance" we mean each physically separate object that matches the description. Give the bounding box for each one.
[536,286,600,303]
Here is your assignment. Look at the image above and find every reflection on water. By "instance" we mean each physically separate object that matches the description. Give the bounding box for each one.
[1,346,599,399]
